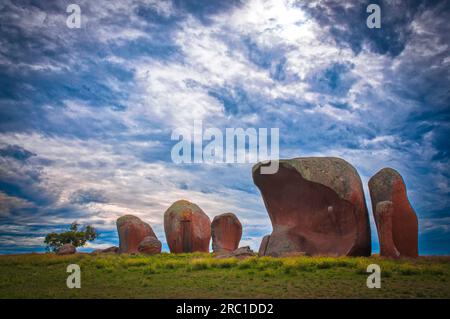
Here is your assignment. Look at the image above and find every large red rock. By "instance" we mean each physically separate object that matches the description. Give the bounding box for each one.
[253,157,371,257]
[368,168,418,258]
[117,215,156,254]
[211,213,242,254]
[164,200,211,253]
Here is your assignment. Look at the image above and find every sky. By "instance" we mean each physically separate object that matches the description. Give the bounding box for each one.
[0,0,449,255]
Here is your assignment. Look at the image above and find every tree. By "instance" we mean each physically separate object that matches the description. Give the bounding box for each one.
[44,222,98,252]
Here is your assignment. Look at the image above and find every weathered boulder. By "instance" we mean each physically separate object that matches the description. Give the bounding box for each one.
[216,246,256,259]
[369,168,418,258]
[211,213,242,254]
[56,243,76,255]
[253,157,371,257]
[91,246,119,254]
[258,235,270,256]
[138,236,162,255]
[117,215,156,253]
[374,201,400,258]
[164,200,211,253]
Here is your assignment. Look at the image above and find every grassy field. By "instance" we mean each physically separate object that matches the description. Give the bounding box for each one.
[0,252,449,298]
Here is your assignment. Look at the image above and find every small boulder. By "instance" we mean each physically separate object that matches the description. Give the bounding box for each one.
[138,236,162,255]
[117,215,156,253]
[91,246,119,254]
[56,243,76,255]
[211,213,242,254]
[164,200,211,253]
[217,246,256,259]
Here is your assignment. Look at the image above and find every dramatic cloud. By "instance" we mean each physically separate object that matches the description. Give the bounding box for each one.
[0,0,449,254]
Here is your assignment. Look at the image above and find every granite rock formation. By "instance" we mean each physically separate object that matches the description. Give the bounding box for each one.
[164,200,211,253]
[211,213,242,254]
[117,215,156,254]
[369,168,418,258]
[138,236,162,255]
[253,157,371,257]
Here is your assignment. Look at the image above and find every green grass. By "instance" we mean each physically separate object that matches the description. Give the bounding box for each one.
[0,253,449,298]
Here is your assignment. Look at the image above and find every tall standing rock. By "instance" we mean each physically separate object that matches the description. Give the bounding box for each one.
[374,201,400,258]
[117,215,156,254]
[369,168,419,258]
[164,200,211,253]
[211,213,242,254]
[253,157,371,257]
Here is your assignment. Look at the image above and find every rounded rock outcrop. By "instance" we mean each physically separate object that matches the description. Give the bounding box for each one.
[211,213,242,254]
[117,215,156,254]
[164,200,211,253]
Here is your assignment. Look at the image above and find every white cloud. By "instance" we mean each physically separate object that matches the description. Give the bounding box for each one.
[0,192,34,217]
[1,0,449,253]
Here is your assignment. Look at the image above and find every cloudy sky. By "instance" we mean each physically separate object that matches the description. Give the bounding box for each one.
[0,0,449,254]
